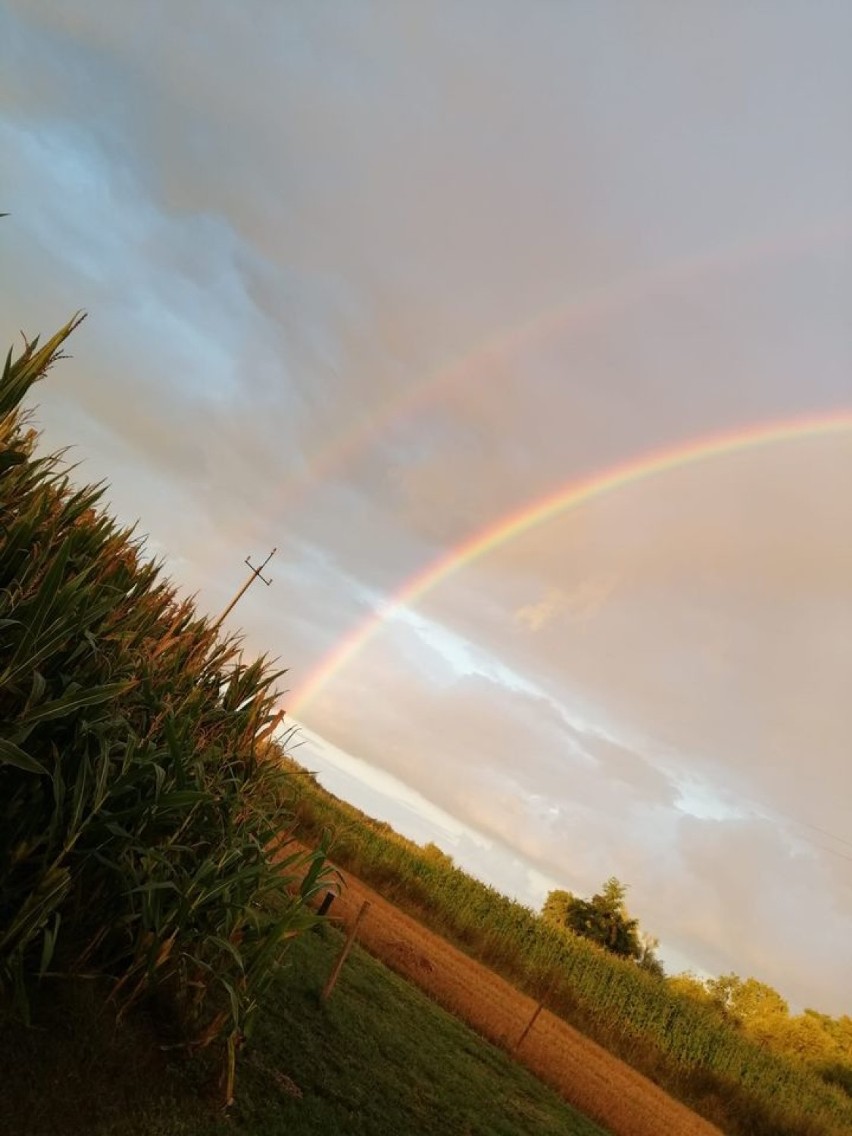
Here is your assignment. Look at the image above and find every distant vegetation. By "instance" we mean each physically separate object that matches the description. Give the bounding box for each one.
[0,321,330,1101]
[286,753,852,1136]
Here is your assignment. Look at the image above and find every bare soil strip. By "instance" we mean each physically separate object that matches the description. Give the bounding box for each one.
[325,868,724,1136]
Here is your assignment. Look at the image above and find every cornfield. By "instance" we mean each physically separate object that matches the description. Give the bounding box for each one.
[288,754,852,1136]
[0,319,331,1101]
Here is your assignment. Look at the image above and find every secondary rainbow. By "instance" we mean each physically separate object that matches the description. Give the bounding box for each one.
[258,218,851,523]
[290,410,852,716]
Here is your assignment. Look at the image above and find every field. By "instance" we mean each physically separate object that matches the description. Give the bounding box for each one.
[2,928,608,1136]
[289,763,852,1136]
[317,861,723,1136]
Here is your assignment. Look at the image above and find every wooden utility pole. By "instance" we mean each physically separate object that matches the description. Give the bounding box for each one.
[214,548,276,628]
[321,900,371,1002]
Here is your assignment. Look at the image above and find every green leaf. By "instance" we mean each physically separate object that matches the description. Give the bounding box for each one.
[19,681,133,727]
[11,540,73,658]
[0,737,48,775]
[155,789,207,810]
[0,314,85,418]
[27,669,47,709]
[0,866,71,954]
[0,449,26,472]
[38,913,62,978]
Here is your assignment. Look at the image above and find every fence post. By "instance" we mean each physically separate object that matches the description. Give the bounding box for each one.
[317,891,336,917]
[321,899,371,1002]
[513,999,545,1054]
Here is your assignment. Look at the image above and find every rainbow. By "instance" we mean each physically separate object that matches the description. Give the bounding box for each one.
[290,410,852,715]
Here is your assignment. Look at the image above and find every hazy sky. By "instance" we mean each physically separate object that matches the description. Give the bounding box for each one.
[2,2,851,1013]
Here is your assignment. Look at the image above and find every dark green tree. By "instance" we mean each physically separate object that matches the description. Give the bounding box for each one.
[542,877,656,966]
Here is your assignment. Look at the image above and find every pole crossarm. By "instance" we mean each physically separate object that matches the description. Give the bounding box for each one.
[213,547,277,629]
[245,547,276,585]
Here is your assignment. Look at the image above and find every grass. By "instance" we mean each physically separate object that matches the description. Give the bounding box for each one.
[3,927,609,1136]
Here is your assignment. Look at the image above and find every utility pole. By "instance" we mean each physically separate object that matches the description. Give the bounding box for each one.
[214,548,277,629]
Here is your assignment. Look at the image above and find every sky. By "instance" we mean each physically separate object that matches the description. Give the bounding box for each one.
[1,2,851,1014]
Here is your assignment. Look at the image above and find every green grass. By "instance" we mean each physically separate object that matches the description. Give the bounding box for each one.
[3,929,608,1136]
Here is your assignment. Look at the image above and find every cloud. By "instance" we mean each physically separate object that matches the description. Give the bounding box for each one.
[515,587,568,632]
[657,816,852,1010]
[2,1,851,1015]
[515,573,619,632]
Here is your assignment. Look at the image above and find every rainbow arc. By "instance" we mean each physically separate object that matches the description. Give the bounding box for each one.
[291,411,852,715]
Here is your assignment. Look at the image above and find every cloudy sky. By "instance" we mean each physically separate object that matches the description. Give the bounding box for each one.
[2,2,851,1014]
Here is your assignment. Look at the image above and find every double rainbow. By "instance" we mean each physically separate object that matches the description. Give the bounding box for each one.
[290,410,852,715]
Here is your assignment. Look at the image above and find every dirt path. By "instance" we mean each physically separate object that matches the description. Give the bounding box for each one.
[324,868,723,1136]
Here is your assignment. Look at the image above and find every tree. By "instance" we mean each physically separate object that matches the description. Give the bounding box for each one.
[706,974,789,1024]
[542,889,575,928]
[542,877,648,963]
[669,972,716,1004]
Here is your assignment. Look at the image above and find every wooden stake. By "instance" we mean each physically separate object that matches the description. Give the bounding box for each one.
[317,892,336,917]
[321,900,370,1002]
[513,999,545,1054]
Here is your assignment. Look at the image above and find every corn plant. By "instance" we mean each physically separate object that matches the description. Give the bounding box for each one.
[0,319,332,1101]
